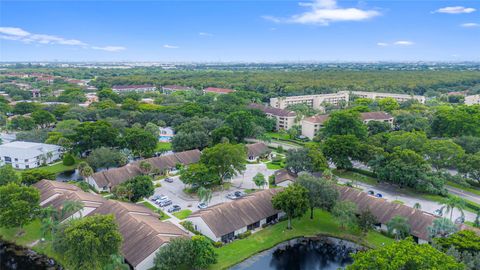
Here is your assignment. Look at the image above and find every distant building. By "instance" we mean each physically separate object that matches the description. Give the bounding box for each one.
[0,141,62,169]
[141,98,154,104]
[270,92,348,110]
[245,142,271,162]
[345,91,426,104]
[159,127,174,142]
[30,89,41,98]
[248,103,297,130]
[273,169,297,187]
[360,111,394,126]
[112,85,157,93]
[66,79,88,86]
[465,94,480,105]
[37,76,55,84]
[203,87,236,94]
[161,85,194,94]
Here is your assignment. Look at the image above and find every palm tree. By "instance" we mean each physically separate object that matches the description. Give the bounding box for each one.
[413,202,421,210]
[387,215,411,240]
[78,162,94,180]
[61,200,84,220]
[441,196,466,221]
[197,187,212,204]
[139,161,152,175]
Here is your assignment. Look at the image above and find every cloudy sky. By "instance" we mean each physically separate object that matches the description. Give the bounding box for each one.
[0,0,479,62]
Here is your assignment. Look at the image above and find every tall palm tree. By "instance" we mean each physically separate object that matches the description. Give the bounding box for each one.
[413,202,421,210]
[387,215,411,240]
[197,187,212,204]
[441,196,466,221]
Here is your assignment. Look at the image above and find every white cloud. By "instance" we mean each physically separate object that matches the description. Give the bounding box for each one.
[433,6,476,14]
[461,23,480,28]
[0,26,125,52]
[377,42,388,46]
[92,46,126,52]
[394,40,414,46]
[263,0,381,25]
[199,32,213,37]
[163,44,179,49]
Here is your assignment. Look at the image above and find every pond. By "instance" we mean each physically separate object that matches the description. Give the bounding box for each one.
[230,237,363,270]
[55,169,80,182]
[0,240,62,270]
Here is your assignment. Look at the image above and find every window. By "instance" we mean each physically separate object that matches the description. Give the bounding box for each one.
[25,159,28,162]
[266,214,278,223]
[25,165,29,169]
[14,158,18,162]
[15,164,19,168]
[221,232,234,243]
[247,221,260,230]
[4,156,11,163]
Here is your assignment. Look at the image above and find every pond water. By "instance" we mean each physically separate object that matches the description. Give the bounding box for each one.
[230,237,362,270]
[55,169,80,182]
[0,240,62,270]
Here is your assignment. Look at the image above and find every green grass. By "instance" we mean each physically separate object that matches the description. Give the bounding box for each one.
[265,132,291,141]
[0,219,43,246]
[266,162,284,170]
[392,200,404,205]
[173,209,192,220]
[447,181,480,196]
[37,160,79,174]
[332,169,378,185]
[141,201,169,220]
[156,142,172,152]
[211,209,394,270]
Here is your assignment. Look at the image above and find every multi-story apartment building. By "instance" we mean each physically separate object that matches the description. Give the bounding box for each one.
[112,85,157,93]
[465,94,480,105]
[343,91,426,104]
[161,85,194,94]
[270,92,349,110]
[0,141,62,169]
[248,103,297,130]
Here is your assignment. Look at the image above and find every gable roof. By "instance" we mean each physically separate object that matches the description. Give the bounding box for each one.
[189,189,281,237]
[203,87,236,94]
[90,149,201,189]
[33,180,187,267]
[360,111,393,121]
[248,103,296,117]
[303,114,330,124]
[274,169,297,185]
[246,142,270,158]
[337,186,436,240]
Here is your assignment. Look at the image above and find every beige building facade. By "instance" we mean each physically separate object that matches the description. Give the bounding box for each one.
[465,94,480,105]
[344,91,426,104]
[270,92,348,110]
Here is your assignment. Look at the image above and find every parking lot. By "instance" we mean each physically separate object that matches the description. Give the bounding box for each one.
[148,163,276,214]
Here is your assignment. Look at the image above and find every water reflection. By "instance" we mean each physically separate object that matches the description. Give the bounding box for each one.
[0,240,62,270]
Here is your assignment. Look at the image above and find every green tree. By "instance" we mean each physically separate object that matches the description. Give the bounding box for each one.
[21,169,56,185]
[305,144,328,172]
[144,122,159,138]
[200,143,246,183]
[124,127,157,157]
[386,130,428,153]
[272,184,309,230]
[347,238,464,270]
[10,115,36,130]
[423,139,464,170]
[441,196,466,221]
[104,254,130,270]
[180,163,221,188]
[77,162,94,180]
[138,160,153,175]
[458,152,480,184]
[332,201,357,230]
[69,120,120,153]
[172,131,210,152]
[428,217,458,239]
[31,110,56,128]
[197,187,213,203]
[211,125,235,144]
[86,147,127,170]
[297,173,339,219]
[0,183,40,228]
[285,148,314,174]
[53,214,122,270]
[114,175,154,202]
[253,173,267,189]
[0,164,20,186]
[357,209,377,234]
[322,135,361,170]
[322,110,368,139]
[62,153,75,166]
[225,111,254,142]
[378,97,400,112]
[367,121,391,135]
[387,215,411,240]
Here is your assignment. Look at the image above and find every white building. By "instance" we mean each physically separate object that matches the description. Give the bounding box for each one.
[270,92,348,110]
[248,103,297,131]
[344,91,426,104]
[112,85,157,93]
[0,141,62,169]
[465,94,480,105]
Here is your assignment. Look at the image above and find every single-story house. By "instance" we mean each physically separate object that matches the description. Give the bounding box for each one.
[33,180,188,270]
[337,186,436,243]
[187,189,283,242]
[0,141,62,169]
[88,149,201,191]
[246,142,271,161]
[273,169,297,187]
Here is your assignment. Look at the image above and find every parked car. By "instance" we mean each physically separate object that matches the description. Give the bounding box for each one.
[234,191,245,198]
[159,200,172,207]
[454,216,465,224]
[168,205,181,213]
[164,177,173,183]
[155,195,169,203]
[433,209,443,216]
[198,202,208,209]
[375,193,383,198]
[367,190,375,195]
[226,193,237,200]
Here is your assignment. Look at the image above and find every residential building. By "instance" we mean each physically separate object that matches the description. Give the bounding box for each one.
[360,111,394,126]
[465,94,480,105]
[187,189,283,242]
[112,85,157,93]
[88,149,201,191]
[344,91,426,104]
[270,92,349,110]
[273,169,297,187]
[203,87,236,95]
[33,180,187,270]
[245,142,271,161]
[66,79,88,86]
[248,103,297,130]
[161,85,194,94]
[301,114,330,140]
[0,132,16,144]
[0,141,62,169]
[30,89,41,98]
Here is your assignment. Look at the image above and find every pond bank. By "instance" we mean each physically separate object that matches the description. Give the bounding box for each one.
[0,239,62,270]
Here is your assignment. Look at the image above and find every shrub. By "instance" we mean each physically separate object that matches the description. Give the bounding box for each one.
[180,220,201,235]
[62,153,75,166]
[238,230,251,239]
[213,241,223,248]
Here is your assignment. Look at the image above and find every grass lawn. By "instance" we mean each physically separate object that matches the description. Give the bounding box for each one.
[173,209,192,220]
[0,219,43,246]
[210,209,394,270]
[265,132,290,141]
[156,142,172,152]
[332,169,378,185]
[447,181,480,196]
[266,162,284,170]
[141,201,170,220]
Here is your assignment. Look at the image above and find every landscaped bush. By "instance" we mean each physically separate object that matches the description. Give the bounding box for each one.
[62,153,75,166]
[180,220,201,235]
[213,241,223,248]
[238,230,251,239]
[279,215,288,222]
[349,167,377,178]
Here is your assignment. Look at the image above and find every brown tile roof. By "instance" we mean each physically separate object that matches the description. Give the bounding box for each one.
[33,180,187,267]
[303,114,330,124]
[203,87,236,94]
[189,189,281,237]
[337,186,436,240]
[248,103,296,117]
[91,150,201,189]
[360,111,393,121]
[274,169,297,185]
[246,142,271,158]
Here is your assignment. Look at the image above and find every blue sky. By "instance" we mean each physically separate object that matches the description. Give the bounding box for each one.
[0,0,479,62]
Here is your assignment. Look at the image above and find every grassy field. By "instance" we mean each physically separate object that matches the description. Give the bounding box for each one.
[156,142,172,152]
[173,209,192,220]
[210,209,394,270]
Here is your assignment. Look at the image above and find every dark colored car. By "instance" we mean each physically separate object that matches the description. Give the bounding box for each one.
[375,193,383,198]
[164,177,173,183]
[168,205,181,213]
[367,190,375,195]
[159,200,172,207]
